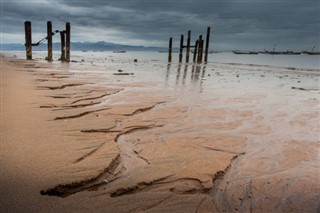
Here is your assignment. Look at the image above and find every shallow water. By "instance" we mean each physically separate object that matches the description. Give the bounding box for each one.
[5,50,320,70]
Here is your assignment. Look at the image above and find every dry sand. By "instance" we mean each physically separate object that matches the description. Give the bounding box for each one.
[1,55,319,212]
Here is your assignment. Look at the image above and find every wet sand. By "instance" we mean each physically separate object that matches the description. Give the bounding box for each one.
[1,55,319,212]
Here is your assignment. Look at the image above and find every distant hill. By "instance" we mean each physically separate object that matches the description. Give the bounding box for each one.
[1,41,170,52]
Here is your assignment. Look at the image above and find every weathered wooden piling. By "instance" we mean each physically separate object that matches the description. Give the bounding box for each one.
[197,35,203,63]
[24,21,32,60]
[200,38,204,63]
[65,22,71,62]
[179,34,184,63]
[193,40,198,63]
[199,37,204,63]
[167,26,210,64]
[168,37,172,62]
[204,27,211,63]
[186,31,191,63]
[60,31,66,61]
[47,21,53,61]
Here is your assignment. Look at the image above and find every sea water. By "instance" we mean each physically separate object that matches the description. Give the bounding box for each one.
[4,51,320,70]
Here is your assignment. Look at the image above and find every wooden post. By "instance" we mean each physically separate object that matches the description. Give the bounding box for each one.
[168,37,172,62]
[199,38,204,63]
[204,27,211,63]
[197,35,203,63]
[65,22,71,62]
[47,21,53,61]
[199,36,204,63]
[193,40,198,63]
[179,34,184,63]
[186,30,191,63]
[60,32,66,61]
[24,21,32,60]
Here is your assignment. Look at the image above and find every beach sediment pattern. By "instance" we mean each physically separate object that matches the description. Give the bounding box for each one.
[1,54,319,212]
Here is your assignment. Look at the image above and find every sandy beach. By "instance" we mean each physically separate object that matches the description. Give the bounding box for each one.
[1,54,319,212]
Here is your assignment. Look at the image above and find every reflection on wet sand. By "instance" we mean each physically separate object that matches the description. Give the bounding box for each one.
[182,64,188,84]
[165,63,207,93]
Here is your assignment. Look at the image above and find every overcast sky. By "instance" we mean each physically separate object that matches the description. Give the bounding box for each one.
[1,0,319,50]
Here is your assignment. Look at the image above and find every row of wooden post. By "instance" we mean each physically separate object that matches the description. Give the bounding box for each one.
[24,21,71,62]
[168,27,211,64]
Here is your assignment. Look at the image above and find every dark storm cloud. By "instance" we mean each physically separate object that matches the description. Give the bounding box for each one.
[1,0,319,50]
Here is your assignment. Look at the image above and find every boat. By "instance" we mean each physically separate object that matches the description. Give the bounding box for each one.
[232,50,258,54]
[302,46,320,55]
[303,51,320,55]
[266,51,283,55]
[281,51,301,55]
[267,51,301,55]
[113,50,127,53]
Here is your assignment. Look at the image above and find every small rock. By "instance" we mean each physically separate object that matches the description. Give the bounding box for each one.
[134,59,138,62]
[118,69,123,72]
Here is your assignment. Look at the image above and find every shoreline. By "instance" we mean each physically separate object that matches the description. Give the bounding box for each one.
[2,51,320,71]
[1,55,319,212]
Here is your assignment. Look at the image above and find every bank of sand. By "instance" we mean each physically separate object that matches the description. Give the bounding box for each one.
[1,55,319,212]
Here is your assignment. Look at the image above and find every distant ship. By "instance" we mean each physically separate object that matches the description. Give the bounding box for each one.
[302,46,320,55]
[113,50,127,53]
[303,51,320,55]
[233,50,258,54]
[267,51,301,55]
[281,51,301,55]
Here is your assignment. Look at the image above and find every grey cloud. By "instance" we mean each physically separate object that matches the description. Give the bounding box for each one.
[1,0,319,50]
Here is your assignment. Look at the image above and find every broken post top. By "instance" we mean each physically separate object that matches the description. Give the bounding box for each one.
[66,22,70,30]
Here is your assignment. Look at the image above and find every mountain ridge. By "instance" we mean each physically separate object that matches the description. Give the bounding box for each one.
[1,41,169,51]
